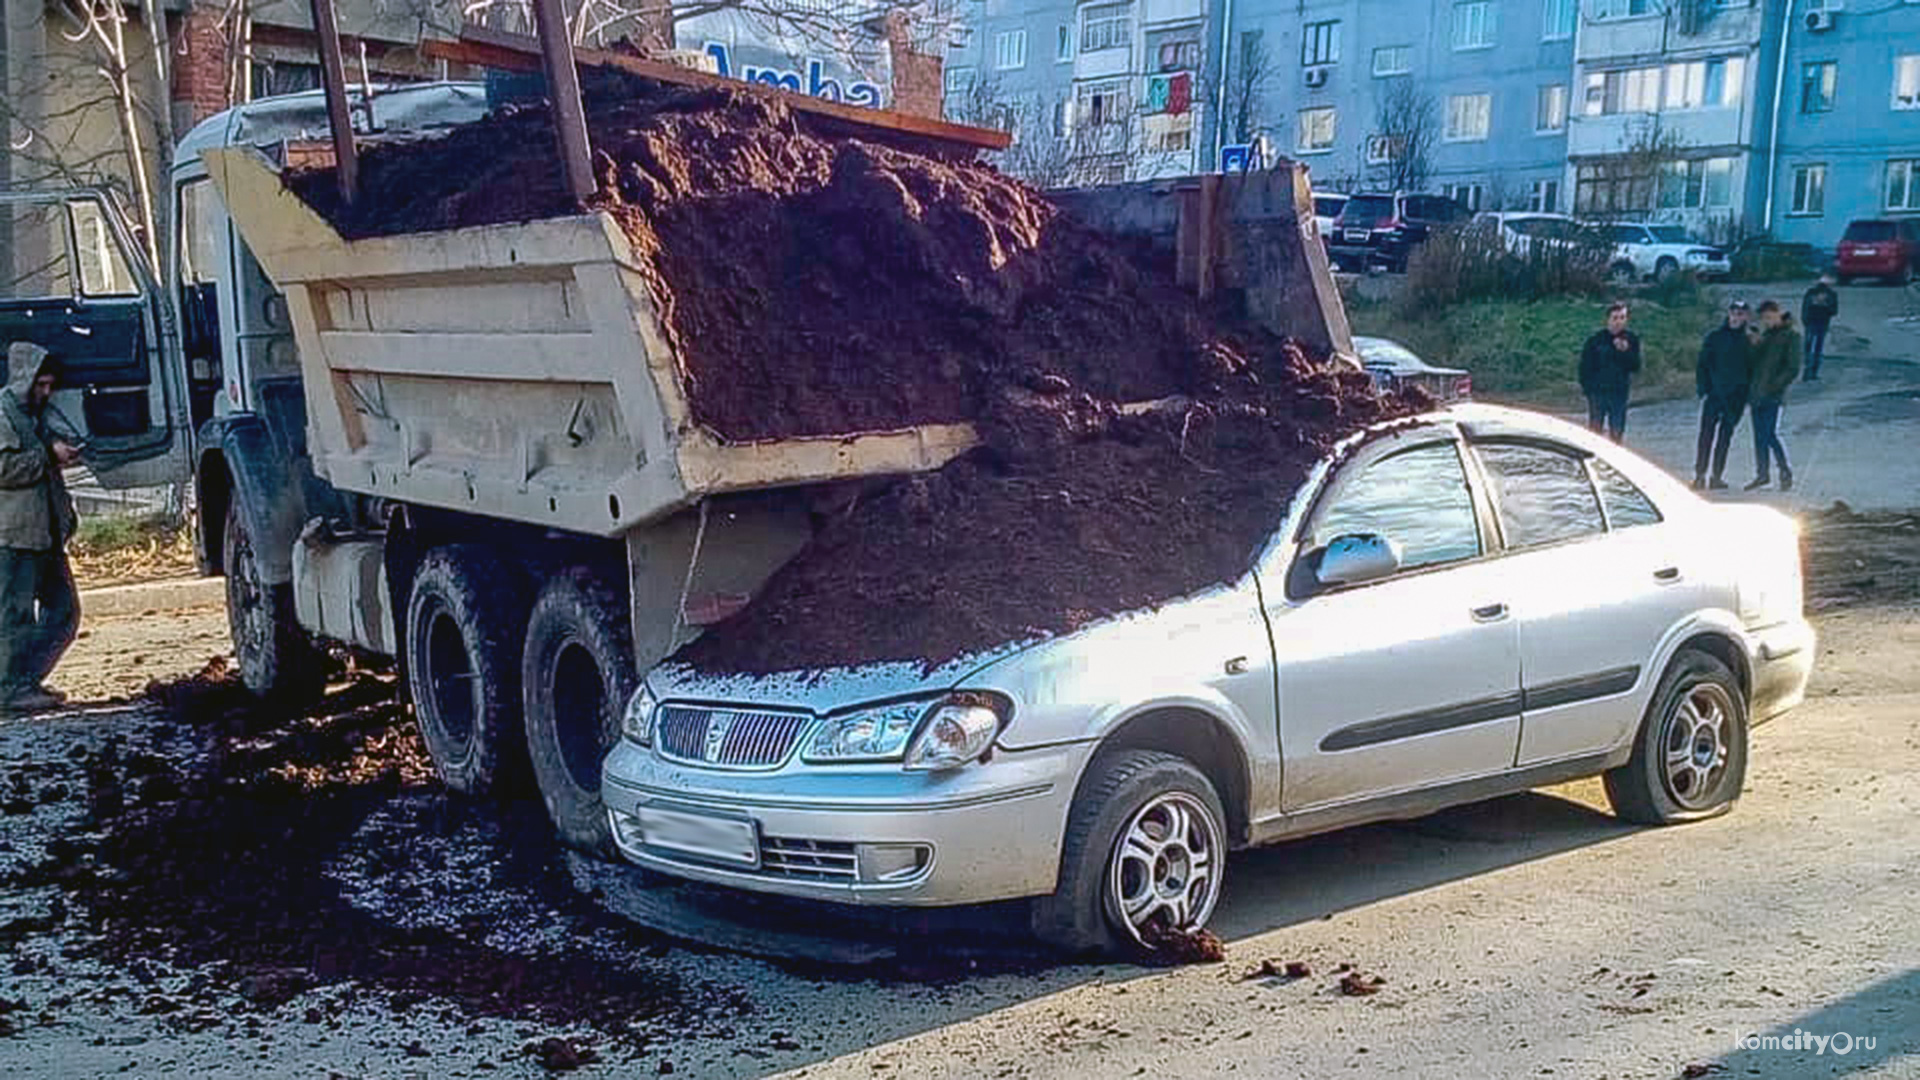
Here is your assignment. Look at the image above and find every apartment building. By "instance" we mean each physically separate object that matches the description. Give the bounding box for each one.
[945,0,1920,247]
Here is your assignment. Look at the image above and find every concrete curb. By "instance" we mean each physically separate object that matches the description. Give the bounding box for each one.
[78,577,225,619]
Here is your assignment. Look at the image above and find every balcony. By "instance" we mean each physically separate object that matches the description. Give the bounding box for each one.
[1141,0,1204,25]
[1578,4,1764,62]
[1567,108,1748,157]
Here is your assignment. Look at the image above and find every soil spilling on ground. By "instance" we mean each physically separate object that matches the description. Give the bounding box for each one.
[289,67,1419,672]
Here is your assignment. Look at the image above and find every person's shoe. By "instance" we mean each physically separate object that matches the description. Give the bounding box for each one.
[1692,475,1707,490]
[1709,477,1729,490]
[1780,468,1794,491]
[1744,476,1771,491]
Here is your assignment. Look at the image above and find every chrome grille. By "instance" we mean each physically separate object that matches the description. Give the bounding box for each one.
[760,837,858,881]
[655,705,808,769]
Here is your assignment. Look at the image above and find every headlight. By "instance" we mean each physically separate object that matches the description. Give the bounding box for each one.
[804,700,928,763]
[905,699,1006,772]
[621,684,658,745]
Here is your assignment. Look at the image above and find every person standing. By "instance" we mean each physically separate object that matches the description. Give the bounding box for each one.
[0,343,80,715]
[1693,299,1752,490]
[1800,274,1839,381]
[1745,302,1801,492]
[1579,301,1641,442]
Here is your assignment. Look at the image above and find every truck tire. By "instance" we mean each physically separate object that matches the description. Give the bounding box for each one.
[1031,750,1227,958]
[521,568,637,855]
[223,500,324,703]
[1604,648,1748,826]
[404,546,529,797]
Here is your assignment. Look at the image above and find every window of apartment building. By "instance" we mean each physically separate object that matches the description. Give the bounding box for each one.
[1366,134,1405,163]
[1896,55,1920,109]
[251,61,321,100]
[1077,79,1131,126]
[1576,165,1653,214]
[1664,56,1745,108]
[1543,0,1576,39]
[1148,112,1195,152]
[1529,178,1561,212]
[1373,45,1412,76]
[1801,61,1837,113]
[1453,1,1497,48]
[1298,107,1338,152]
[1150,32,1202,72]
[1658,157,1735,209]
[1446,93,1492,140]
[1790,164,1827,215]
[1890,160,1920,212]
[1583,66,1661,114]
[996,30,1028,70]
[1303,21,1341,65]
[1591,0,1652,18]
[1445,182,1486,210]
[1081,5,1130,53]
[1058,25,1073,61]
[1536,84,1568,130]
[944,66,974,95]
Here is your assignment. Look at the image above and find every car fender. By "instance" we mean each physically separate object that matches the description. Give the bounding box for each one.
[1611,606,1755,754]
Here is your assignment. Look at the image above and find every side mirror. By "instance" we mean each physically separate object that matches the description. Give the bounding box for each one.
[1315,533,1403,588]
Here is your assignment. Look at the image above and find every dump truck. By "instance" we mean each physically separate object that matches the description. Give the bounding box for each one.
[14,77,1352,859]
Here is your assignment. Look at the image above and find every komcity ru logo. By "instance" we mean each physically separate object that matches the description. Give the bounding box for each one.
[704,43,885,108]
[1736,1029,1877,1055]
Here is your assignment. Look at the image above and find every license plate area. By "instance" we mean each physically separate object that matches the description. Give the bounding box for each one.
[1344,229,1370,243]
[637,804,760,869]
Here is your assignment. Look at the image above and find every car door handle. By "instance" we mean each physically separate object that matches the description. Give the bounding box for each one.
[1471,603,1509,622]
[1653,567,1681,583]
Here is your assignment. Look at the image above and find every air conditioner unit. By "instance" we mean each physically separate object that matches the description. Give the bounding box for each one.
[1804,9,1836,30]
[1304,66,1330,88]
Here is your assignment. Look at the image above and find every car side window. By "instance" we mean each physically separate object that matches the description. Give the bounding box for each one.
[1308,441,1483,575]
[1591,458,1663,529]
[1474,442,1606,550]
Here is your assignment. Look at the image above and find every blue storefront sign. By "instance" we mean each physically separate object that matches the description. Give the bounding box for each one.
[704,42,885,108]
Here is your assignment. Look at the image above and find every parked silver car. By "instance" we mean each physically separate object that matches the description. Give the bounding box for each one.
[601,404,1814,957]
[1354,335,1472,402]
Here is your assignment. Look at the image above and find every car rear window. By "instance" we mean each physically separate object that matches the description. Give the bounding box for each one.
[1591,458,1662,529]
[1844,221,1896,242]
[1404,196,1456,220]
[1342,196,1394,222]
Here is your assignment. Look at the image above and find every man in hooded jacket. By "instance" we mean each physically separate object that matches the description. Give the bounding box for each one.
[1,342,81,714]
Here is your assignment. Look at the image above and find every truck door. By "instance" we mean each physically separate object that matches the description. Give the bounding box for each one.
[0,190,185,488]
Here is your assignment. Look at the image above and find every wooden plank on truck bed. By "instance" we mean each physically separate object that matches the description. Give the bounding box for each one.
[421,26,1012,156]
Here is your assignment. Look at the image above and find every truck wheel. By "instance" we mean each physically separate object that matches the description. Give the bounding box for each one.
[223,501,324,703]
[404,546,529,797]
[1032,750,1227,958]
[1604,649,1748,826]
[522,568,636,855]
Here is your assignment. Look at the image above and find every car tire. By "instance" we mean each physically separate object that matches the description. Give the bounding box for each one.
[1032,750,1228,958]
[521,567,637,856]
[1654,257,1680,283]
[1604,649,1748,826]
[404,546,529,797]
[223,500,326,703]
[1609,261,1638,285]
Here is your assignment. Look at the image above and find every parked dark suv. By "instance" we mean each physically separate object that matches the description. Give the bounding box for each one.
[1328,193,1472,272]
[1834,219,1920,284]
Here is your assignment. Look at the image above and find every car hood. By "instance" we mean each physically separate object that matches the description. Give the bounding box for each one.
[645,640,1038,714]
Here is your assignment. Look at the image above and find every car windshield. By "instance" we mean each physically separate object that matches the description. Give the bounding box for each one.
[1648,226,1691,243]
[1844,221,1896,242]
[1356,338,1422,369]
[1342,196,1394,222]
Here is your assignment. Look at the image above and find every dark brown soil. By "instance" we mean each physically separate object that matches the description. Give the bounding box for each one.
[287,67,1419,672]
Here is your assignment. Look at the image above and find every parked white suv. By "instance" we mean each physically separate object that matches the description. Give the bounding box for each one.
[1472,211,1590,259]
[600,404,1814,958]
[1602,223,1732,282]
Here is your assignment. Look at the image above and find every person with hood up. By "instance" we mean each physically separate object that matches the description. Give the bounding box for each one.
[1745,301,1801,492]
[1693,299,1752,490]
[1,342,81,714]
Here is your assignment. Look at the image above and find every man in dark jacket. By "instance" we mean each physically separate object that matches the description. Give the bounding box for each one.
[1745,301,1801,491]
[1800,275,1839,381]
[1579,301,1641,442]
[0,343,80,715]
[1693,299,1752,490]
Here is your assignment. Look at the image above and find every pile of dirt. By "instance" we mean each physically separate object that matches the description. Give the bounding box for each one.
[290,67,1419,671]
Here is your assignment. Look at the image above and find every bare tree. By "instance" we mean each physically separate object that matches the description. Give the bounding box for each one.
[1367,78,1436,194]
[945,71,1148,188]
[1216,30,1277,150]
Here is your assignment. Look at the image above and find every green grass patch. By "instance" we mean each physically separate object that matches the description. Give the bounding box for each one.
[71,512,187,558]
[1348,292,1719,411]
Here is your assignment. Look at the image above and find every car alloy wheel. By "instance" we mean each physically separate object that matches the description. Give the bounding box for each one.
[1105,790,1224,946]
[1661,682,1735,810]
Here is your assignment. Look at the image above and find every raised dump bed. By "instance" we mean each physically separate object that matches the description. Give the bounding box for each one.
[205,146,981,539]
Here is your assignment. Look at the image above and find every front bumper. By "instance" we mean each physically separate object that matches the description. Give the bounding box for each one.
[1837,254,1903,275]
[1749,617,1816,723]
[1688,258,1732,278]
[600,738,1092,907]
